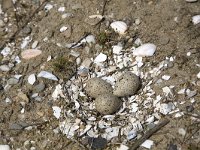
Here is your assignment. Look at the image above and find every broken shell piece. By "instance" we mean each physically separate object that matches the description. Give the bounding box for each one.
[52,106,61,119]
[28,74,36,85]
[112,45,123,54]
[95,94,122,115]
[21,49,42,59]
[60,26,68,32]
[141,140,154,149]
[162,75,171,80]
[94,53,107,63]
[132,43,156,57]
[37,71,58,81]
[197,72,200,78]
[113,72,140,97]
[110,21,128,34]
[0,145,10,150]
[192,15,200,25]
[85,77,113,98]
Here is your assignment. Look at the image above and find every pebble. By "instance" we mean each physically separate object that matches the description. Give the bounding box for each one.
[21,49,42,60]
[78,67,89,77]
[186,105,194,112]
[70,50,80,57]
[20,27,32,36]
[167,143,177,150]
[94,53,107,63]
[81,58,92,68]
[31,41,39,49]
[7,78,19,85]
[0,65,10,72]
[76,57,81,65]
[178,128,186,137]
[192,15,200,25]
[34,82,45,93]
[61,25,72,38]
[0,145,10,150]
[17,92,29,103]
[84,15,103,26]
[135,18,141,25]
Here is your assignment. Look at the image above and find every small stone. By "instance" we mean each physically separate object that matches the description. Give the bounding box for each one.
[84,15,103,26]
[20,27,32,36]
[167,143,177,150]
[34,82,45,93]
[61,25,72,38]
[178,128,186,137]
[135,18,141,25]
[17,92,29,103]
[0,65,10,72]
[21,49,42,60]
[31,41,39,49]
[7,78,19,85]
[76,57,81,65]
[186,105,194,112]
[78,67,89,77]
[89,137,107,149]
[81,58,92,68]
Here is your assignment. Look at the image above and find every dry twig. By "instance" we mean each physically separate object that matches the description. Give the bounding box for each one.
[130,119,170,150]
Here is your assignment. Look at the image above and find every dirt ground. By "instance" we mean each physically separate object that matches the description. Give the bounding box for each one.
[0,0,200,150]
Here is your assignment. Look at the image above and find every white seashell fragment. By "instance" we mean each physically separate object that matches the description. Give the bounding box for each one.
[28,74,36,85]
[0,145,10,150]
[21,49,42,59]
[85,35,96,44]
[32,41,38,49]
[21,36,32,49]
[102,126,120,140]
[116,144,129,150]
[127,129,137,140]
[141,140,154,149]
[94,53,107,63]
[162,75,171,80]
[132,43,156,57]
[160,102,175,115]
[162,86,172,96]
[112,45,123,54]
[1,47,11,56]
[58,7,65,12]
[37,71,58,81]
[52,84,64,99]
[44,4,53,10]
[197,72,200,78]
[52,106,61,119]
[60,26,68,32]
[110,21,128,34]
[192,15,200,25]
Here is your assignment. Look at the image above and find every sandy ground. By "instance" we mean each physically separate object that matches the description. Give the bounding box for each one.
[0,0,200,149]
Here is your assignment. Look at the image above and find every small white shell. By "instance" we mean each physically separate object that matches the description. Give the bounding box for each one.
[94,53,107,63]
[192,15,200,25]
[28,74,36,85]
[37,71,58,81]
[110,21,128,34]
[132,43,156,57]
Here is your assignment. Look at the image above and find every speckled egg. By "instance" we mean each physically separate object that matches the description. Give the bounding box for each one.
[95,94,122,115]
[85,77,113,98]
[113,72,140,97]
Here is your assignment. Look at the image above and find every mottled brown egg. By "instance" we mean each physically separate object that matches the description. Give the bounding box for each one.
[85,77,113,98]
[95,94,122,115]
[113,72,140,97]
